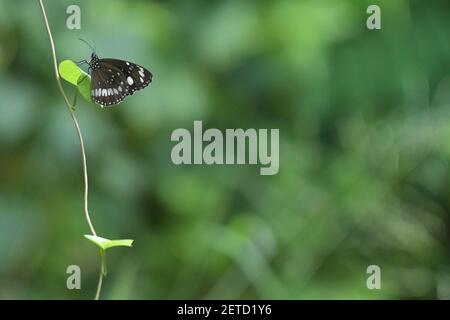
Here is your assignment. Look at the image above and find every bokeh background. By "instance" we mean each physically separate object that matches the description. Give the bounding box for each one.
[1,0,450,299]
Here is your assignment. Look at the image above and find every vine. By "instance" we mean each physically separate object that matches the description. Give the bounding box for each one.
[38,0,133,300]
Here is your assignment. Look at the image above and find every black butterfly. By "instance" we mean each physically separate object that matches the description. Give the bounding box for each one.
[78,41,153,107]
[86,53,153,107]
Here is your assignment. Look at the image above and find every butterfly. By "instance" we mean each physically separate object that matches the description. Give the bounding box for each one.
[79,40,153,107]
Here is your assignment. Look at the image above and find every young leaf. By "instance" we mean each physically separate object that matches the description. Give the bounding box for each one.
[84,235,134,251]
[59,60,86,85]
[58,60,93,103]
[77,74,92,103]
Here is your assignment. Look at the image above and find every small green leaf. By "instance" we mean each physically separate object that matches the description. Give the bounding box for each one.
[59,60,86,85]
[84,235,134,250]
[77,73,92,103]
[58,60,94,104]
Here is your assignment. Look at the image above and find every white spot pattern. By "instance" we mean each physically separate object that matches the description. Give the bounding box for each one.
[90,59,153,107]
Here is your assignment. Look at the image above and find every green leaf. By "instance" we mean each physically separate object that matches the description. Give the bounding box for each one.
[84,235,134,250]
[58,60,94,104]
[77,73,92,103]
[59,60,84,85]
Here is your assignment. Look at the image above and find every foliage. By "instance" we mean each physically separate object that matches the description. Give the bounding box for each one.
[1,0,450,299]
[58,60,92,103]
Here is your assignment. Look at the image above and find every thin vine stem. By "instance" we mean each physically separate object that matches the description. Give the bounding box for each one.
[95,249,106,300]
[38,0,104,299]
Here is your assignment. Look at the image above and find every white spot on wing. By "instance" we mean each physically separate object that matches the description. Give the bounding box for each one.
[127,77,134,85]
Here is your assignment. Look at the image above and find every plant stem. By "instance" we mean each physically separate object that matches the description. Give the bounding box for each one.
[38,0,96,237]
[95,250,105,300]
[38,0,103,299]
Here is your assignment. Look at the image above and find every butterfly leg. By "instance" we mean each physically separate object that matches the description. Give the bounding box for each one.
[76,60,89,66]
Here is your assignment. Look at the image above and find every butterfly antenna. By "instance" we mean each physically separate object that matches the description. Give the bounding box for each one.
[78,38,96,54]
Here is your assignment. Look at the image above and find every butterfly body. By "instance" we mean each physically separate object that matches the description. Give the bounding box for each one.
[87,53,152,107]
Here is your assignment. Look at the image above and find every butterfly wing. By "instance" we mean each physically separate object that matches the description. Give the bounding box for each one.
[91,67,128,106]
[90,59,153,107]
[101,59,153,93]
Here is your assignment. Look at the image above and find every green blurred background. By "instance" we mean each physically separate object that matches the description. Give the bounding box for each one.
[1,0,450,299]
